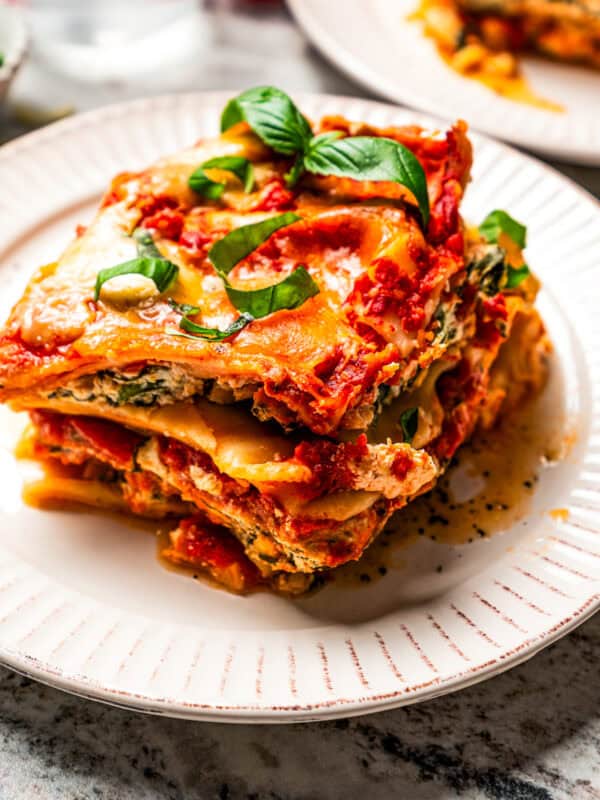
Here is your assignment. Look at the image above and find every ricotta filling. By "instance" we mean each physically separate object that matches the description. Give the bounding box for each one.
[46,363,256,408]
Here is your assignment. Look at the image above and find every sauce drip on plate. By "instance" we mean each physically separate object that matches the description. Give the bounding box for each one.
[334,380,570,588]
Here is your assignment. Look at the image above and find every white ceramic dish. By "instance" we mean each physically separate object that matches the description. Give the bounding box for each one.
[0,92,598,722]
[287,0,600,166]
[0,3,26,104]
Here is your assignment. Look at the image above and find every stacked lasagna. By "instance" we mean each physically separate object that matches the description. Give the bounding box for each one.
[0,93,549,594]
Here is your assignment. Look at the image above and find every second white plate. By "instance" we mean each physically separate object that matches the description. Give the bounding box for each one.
[288,0,600,165]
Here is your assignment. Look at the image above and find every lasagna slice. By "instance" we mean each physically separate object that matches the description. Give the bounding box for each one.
[0,90,550,594]
[0,117,472,436]
[19,289,549,594]
[415,0,598,107]
[457,0,600,68]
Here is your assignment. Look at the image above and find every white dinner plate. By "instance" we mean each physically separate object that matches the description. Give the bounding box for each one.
[287,0,600,165]
[0,92,598,722]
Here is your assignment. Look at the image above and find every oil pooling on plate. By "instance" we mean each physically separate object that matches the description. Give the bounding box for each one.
[334,370,571,588]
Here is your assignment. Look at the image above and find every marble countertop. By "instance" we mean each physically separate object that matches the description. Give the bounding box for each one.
[0,616,598,799]
[0,3,598,798]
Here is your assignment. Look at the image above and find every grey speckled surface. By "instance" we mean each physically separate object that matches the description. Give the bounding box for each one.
[0,614,598,799]
[0,3,599,798]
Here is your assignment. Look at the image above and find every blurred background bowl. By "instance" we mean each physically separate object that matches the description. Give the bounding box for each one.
[0,3,27,104]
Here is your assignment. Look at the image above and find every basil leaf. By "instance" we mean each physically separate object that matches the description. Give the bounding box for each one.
[168,299,200,316]
[188,172,224,200]
[479,210,527,248]
[303,136,430,225]
[95,257,178,301]
[225,265,319,318]
[285,154,306,188]
[218,89,430,226]
[133,227,163,259]
[165,212,318,339]
[308,131,344,150]
[180,312,253,340]
[208,213,319,318]
[506,264,530,288]
[165,319,252,342]
[178,314,253,341]
[399,407,419,445]
[285,131,345,187]
[189,155,254,198]
[204,156,254,192]
[168,301,254,341]
[208,212,301,276]
[220,86,313,156]
[479,210,529,288]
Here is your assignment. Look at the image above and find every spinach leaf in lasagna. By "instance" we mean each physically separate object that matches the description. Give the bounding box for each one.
[188,156,254,199]
[478,209,530,288]
[468,244,507,296]
[208,213,320,318]
[117,380,163,405]
[95,228,179,301]
[399,407,419,445]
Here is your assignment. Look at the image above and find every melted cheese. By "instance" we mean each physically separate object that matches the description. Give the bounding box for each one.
[17,204,140,349]
[0,117,472,438]
[23,475,129,511]
[99,273,160,306]
[11,394,312,485]
[372,356,456,448]
[281,490,380,521]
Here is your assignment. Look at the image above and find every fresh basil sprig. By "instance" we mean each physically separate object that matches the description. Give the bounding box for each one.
[208,212,320,317]
[399,407,419,445]
[167,301,254,341]
[220,86,430,226]
[479,209,530,288]
[95,229,178,301]
[188,156,254,199]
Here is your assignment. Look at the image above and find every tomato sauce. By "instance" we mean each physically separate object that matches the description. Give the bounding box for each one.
[169,516,263,590]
